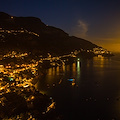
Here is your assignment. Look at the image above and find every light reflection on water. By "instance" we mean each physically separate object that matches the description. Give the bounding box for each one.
[36,55,120,119]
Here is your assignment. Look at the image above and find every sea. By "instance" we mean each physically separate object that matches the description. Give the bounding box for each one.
[36,52,120,120]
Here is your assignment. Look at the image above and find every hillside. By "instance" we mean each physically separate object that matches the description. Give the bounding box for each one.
[0,12,98,55]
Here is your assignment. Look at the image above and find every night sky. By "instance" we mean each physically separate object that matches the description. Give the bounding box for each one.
[1,0,120,51]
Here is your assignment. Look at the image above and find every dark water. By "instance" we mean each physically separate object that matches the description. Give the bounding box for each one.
[36,53,120,120]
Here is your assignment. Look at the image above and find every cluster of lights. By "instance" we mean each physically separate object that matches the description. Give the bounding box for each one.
[0,51,57,119]
[0,28,39,37]
[93,47,112,55]
[3,51,28,58]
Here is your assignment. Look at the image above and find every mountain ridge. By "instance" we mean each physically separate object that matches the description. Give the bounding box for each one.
[0,12,98,55]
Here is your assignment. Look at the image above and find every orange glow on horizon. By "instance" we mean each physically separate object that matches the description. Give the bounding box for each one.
[101,43,120,52]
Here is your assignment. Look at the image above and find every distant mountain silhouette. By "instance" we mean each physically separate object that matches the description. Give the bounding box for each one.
[0,12,98,55]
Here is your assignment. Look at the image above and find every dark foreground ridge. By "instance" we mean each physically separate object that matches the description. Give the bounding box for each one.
[0,12,98,56]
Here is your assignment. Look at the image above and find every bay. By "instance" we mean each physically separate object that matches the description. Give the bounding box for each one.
[36,53,120,120]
